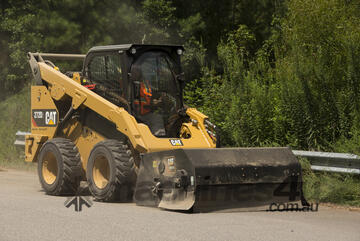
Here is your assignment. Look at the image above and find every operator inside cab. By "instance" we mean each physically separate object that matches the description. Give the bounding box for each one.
[132,51,181,137]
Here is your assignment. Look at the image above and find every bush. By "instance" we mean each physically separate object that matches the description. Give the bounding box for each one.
[185,0,360,152]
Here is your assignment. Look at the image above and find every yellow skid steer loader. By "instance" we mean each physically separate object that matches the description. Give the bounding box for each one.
[26,44,307,211]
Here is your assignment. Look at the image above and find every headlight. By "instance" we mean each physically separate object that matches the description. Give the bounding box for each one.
[204,119,217,142]
[177,48,183,55]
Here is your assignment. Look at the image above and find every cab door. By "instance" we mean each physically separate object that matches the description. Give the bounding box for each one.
[130,51,181,136]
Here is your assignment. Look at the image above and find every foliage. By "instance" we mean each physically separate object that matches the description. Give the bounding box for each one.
[0,85,35,170]
[0,0,278,99]
[185,0,360,152]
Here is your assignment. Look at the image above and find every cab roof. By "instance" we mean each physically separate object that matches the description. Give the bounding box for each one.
[87,44,184,54]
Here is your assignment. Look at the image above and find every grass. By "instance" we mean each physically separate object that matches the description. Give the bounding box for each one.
[300,158,360,207]
[0,156,36,172]
[0,85,35,171]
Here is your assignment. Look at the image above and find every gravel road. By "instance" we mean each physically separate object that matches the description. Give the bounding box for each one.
[0,169,359,241]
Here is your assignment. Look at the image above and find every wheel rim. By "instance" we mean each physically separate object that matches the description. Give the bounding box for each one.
[93,155,110,189]
[42,151,58,185]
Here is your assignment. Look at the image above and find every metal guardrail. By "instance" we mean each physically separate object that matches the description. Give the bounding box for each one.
[292,150,360,174]
[14,131,30,147]
[14,131,360,174]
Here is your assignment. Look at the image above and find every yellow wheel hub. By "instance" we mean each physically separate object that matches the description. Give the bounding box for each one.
[42,152,58,185]
[93,155,110,189]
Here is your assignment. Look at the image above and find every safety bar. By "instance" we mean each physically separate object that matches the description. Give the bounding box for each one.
[28,52,86,60]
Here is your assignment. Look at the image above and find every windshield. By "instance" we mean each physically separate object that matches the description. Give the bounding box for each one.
[131,51,181,137]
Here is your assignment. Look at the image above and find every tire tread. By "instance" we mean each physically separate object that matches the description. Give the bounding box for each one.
[38,138,82,195]
[88,139,136,202]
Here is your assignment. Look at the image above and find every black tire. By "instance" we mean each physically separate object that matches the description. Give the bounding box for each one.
[37,138,82,195]
[86,139,136,202]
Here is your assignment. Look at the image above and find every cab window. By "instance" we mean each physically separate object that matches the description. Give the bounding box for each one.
[88,53,125,107]
[131,51,180,137]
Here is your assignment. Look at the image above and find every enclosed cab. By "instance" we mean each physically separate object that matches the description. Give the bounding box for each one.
[82,44,187,138]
